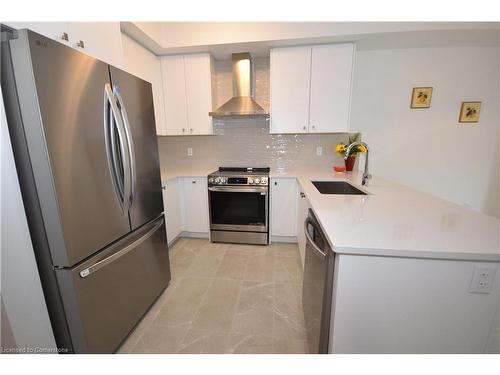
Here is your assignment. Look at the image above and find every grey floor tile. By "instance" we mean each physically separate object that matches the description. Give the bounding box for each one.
[228,333,274,354]
[130,324,188,354]
[268,242,301,258]
[244,253,275,283]
[119,239,307,354]
[215,252,249,280]
[154,277,213,326]
[191,278,242,331]
[232,281,274,336]
[274,256,303,283]
[177,328,231,354]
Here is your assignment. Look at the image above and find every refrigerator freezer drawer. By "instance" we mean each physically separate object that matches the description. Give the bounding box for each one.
[55,216,170,353]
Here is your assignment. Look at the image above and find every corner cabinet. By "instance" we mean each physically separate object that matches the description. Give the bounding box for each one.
[180,177,209,233]
[4,22,124,68]
[270,43,354,134]
[160,54,215,136]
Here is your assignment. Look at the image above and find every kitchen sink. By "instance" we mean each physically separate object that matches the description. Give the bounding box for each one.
[311,181,367,195]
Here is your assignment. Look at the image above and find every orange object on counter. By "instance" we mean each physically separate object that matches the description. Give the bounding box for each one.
[334,165,346,172]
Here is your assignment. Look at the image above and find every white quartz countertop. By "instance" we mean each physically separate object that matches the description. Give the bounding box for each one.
[161,167,500,262]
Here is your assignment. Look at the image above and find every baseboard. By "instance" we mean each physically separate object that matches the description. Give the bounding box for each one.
[180,231,209,239]
[270,235,298,244]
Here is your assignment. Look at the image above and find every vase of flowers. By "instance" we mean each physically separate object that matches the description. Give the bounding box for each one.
[335,133,367,172]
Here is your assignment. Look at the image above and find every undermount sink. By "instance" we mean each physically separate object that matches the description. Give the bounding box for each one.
[312,181,367,195]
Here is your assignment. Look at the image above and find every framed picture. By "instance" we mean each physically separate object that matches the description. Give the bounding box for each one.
[410,87,433,108]
[459,102,481,123]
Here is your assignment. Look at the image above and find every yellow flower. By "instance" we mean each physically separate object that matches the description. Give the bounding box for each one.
[358,144,367,153]
[335,143,346,155]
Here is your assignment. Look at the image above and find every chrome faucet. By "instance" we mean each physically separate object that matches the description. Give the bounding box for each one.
[344,141,372,186]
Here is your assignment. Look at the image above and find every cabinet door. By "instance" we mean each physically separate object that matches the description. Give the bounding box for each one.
[309,43,354,133]
[271,178,298,237]
[67,23,124,68]
[184,54,213,135]
[270,47,312,134]
[182,177,209,233]
[4,22,69,45]
[122,34,166,135]
[297,189,311,269]
[163,179,183,244]
[161,56,189,135]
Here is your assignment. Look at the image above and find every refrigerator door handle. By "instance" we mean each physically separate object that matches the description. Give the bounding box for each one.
[113,87,136,210]
[104,84,131,216]
[79,216,164,278]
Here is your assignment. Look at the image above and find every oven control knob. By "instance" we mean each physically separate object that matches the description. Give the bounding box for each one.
[254,178,260,184]
[209,177,214,183]
[248,178,254,184]
[261,177,268,185]
[215,177,221,184]
[222,178,227,184]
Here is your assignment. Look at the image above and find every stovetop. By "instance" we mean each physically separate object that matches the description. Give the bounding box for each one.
[208,167,270,186]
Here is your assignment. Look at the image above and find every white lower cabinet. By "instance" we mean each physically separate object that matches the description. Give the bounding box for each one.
[270,177,298,237]
[296,186,312,268]
[162,179,183,245]
[163,177,209,244]
[180,177,209,233]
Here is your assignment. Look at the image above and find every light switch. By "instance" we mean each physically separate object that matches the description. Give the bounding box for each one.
[187,147,193,157]
[316,146,322,156]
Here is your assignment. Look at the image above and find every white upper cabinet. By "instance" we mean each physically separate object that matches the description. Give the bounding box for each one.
[184,54,214,135]
[309,43,354,133]
[270,43,354,134]
[4,22,124,68]
[270,46,312,134]
[160,53,214,136]
[121,34,166,135]
[67,23,124,68]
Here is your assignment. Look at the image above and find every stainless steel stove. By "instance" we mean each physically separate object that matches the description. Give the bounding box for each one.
[208,167,270,245]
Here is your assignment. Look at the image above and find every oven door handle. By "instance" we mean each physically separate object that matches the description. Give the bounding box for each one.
[208,186,268,194]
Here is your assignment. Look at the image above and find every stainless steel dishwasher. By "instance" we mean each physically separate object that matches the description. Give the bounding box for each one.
[302,209,335,354]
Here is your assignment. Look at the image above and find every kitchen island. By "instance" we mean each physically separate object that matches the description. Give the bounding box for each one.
[161,167,500,353]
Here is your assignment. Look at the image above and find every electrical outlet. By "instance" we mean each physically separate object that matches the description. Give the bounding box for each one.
[316,146,323,156]
[469,265,497,294]
[187,147,193,157]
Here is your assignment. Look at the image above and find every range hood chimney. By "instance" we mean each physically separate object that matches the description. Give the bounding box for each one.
[209,52,269,118]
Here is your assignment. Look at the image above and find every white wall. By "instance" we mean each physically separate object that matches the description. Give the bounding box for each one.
[351,45,500,217]
[0,92,56,352]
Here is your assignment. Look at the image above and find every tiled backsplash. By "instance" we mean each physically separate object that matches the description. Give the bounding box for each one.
[158,56,351,174]
[158,119,350,173]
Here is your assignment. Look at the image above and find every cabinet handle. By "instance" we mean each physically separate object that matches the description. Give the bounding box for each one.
[274,181,277,186]
[182,128,185,133]
[303,126,306,130]
[192,180,196,184]
[190,128,193,133]
[60,32,69,41]
[75,40,85,49]
[311,125,316,130]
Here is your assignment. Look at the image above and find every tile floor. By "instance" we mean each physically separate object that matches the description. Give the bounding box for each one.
[117,238,307,354]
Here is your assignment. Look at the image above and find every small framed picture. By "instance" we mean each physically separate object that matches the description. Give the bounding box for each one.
[459,102,481,123]
[410,87,433,108]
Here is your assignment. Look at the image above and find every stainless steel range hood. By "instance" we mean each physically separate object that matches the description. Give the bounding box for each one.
[209,52,269,118]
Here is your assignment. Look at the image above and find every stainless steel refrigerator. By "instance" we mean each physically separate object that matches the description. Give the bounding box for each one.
[1,28,171,353]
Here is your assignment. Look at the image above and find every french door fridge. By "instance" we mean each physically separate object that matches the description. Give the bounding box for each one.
[1,28,170,353]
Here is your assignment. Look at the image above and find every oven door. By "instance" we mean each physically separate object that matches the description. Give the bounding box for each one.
[208,186,268,232]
